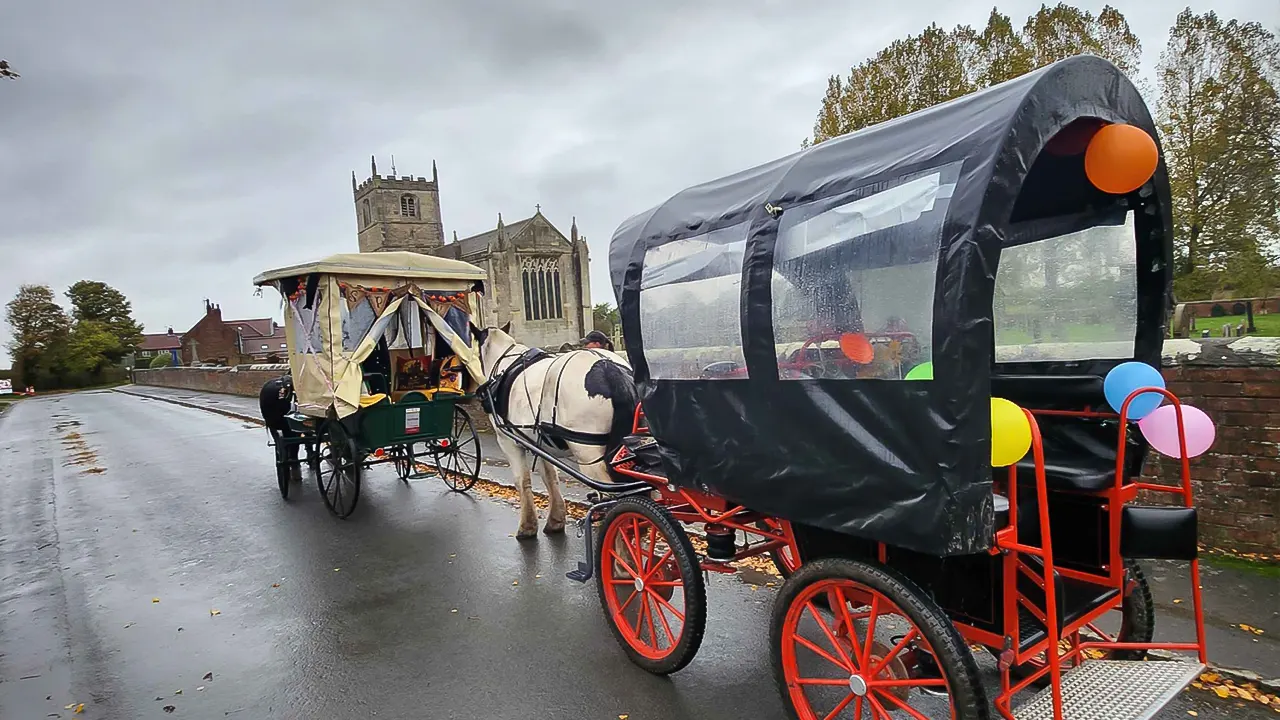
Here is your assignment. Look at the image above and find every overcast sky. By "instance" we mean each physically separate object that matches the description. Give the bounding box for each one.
[1,1,1275,365]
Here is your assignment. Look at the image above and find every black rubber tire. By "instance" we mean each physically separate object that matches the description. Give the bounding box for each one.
[317,421,362,519]
[1112,559,1155,660]
[770,558,991,720]
[392,445,414,483]
[441,406,481,493]
[594,496,707,675]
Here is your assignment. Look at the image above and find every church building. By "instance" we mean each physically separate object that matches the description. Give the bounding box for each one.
[352,157,592,349]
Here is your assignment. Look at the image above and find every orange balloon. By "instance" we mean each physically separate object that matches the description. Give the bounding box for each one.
[1084,123,1159,194]
[839,333,875,364]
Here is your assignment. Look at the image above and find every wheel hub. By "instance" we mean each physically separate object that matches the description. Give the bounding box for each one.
[848,674,868,696]
[633,577,645,593]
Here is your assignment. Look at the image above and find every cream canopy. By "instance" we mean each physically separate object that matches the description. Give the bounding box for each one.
[253,251,486,286]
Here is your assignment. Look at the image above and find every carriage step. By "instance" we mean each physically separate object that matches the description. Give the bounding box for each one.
[1012,659,1203,720]
[566,562,592,583]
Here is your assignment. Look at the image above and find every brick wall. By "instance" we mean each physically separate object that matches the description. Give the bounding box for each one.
[1139,339,1280,554]
[131,366,493,433]
[1181,297,1280,319]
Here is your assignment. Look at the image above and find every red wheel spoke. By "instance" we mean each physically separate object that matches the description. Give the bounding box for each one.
[794,633,853,674]
[795,677,853,686]
[643,593,659,650]
[646,580,682,587]
[645,525,657,568]
[860,593,881,669]
[868,678,947,688]
[610,551,641,579]
[642,548,675,582]
[870,628,919,677]
[804,601,856,671]
[648,589,678,644]
[623,520,645,572]
[833,588,865,663]
[866,692,899,720]
[618,588,639,615]
[606,578,635,586]
[873,687,931,720]
[822,692,857,720]
[646,587,686,623]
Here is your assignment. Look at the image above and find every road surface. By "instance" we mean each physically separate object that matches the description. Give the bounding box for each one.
[0,391,1271,719]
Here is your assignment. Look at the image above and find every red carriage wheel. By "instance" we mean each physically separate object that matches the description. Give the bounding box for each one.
[771,558,989,720]
[595,497,707,675]
[755,519,802,578]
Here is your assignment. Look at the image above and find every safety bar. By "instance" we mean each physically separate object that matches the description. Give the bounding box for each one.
[486,408,653,495]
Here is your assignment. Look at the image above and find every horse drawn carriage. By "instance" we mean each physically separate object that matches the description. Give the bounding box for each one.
[486,56,1215,719]
[253,251,487,517]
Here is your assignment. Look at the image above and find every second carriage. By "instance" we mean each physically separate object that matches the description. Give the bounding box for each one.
[253,251,488,517]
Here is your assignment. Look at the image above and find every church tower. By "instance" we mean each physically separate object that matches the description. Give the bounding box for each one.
[353,156,445,253]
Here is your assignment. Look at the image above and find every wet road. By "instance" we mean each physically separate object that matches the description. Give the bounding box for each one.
[0,392,1269,719]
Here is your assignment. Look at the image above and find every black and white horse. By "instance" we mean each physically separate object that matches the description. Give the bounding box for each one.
[476,323,636,540]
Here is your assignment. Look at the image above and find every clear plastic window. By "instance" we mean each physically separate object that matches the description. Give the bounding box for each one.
[994,212,1138,362]
[771,170,952,380]
[639,224,748,379]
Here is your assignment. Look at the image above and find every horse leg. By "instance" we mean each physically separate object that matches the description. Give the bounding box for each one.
[497,433,540,540]
[540,463,567,535]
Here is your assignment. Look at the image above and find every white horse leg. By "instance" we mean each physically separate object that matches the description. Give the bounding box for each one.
[497,432,539,540]
[540,463,567,534]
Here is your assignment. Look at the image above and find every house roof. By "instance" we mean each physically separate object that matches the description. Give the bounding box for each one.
[226,318,276,337]
[138,333,182,351]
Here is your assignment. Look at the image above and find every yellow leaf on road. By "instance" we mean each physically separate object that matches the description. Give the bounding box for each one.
[74,704,85,714]
[152,598,160,603]
[271,583,280,588]
[512,580,519,586]
[209,609,221,616]
[1187,711,1197,716]
[1201,673,1220,683]
[1214,686,1230,699]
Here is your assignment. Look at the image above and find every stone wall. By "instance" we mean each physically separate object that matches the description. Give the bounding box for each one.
[1139,337,1280,554]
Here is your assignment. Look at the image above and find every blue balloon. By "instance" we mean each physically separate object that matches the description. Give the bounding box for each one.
[1103,362,1166,419]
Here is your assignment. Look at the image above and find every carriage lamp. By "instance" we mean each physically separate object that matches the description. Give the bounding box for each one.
[704,524,737,561]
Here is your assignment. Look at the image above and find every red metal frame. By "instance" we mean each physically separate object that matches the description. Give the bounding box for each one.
[609,388,1208,720]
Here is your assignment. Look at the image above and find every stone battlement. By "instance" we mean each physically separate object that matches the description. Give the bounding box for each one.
[355,174,436,195]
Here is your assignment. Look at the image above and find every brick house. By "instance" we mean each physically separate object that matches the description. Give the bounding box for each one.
[136,328,182,365]
[178,301,288,366]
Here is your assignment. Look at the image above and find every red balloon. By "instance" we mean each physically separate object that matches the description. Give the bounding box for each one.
[839,333,874,364]
[1084,123,1159,194]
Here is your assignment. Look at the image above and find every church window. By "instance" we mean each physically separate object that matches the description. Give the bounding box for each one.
[522,270,533,321]
[400,194,418,218]
[520,257,563,321]
[361,199,371,227]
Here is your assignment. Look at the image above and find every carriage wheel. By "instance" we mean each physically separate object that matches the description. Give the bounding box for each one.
[391,445,414,483]
[317,421,362,519]
[439,406,481,493]
[595,497,707,675]
[755,519,801,578]
[1010,559,1155,682]
[272,433,292,500]
[771,558,989,720]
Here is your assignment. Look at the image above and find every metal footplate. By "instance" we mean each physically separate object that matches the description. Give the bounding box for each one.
[1013,660,1204,720]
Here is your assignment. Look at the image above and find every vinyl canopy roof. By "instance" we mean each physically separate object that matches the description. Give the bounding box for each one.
[253,251,486,285]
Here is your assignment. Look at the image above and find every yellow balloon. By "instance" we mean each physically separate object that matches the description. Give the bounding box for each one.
[990,397,1032,468]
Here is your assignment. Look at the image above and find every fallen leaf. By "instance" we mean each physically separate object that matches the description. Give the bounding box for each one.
[271,583,280,588]
[1187,711,1197,717]
[1201,673,1221,683]
[197,686,205,692]
[209,609,221,616]
[174,689,183,695]
[449,554,457,558]
[123,622,134,628]
[203,672,213,681]
[619,715,629,719]
[155,697,164,701]
[65,704,77,710]
[451,608,458,613]
[512,580,519,586]
[1239,689,1255,701]
[74,704,85,714]
[535,574,542,579]
[1173,598,1183,604]
[1215,686,1230,699]
[177,627,183,632]
[152,598,160,603]
[163,705,175,713]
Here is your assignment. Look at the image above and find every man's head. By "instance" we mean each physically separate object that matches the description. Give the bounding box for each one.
[581,330,613,351]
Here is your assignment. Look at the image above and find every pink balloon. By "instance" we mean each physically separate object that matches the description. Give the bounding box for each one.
[1138,404,1216,458]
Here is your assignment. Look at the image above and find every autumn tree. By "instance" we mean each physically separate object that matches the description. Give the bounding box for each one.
[806,4,1142,144]
[5,285,71,388]
[1157,10,1280,299]
[65,280,144,362]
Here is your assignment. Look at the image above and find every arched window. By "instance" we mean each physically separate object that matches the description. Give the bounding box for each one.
[400,194,417,218]
[361,199,371,227]
[521,258,564,320]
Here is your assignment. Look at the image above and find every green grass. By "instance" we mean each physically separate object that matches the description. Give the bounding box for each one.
[1204,553,1280,578]
[1190,313,1280,338]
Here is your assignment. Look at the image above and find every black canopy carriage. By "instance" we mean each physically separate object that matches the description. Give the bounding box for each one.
[253,251,489,517]
[587,55,1211,720]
